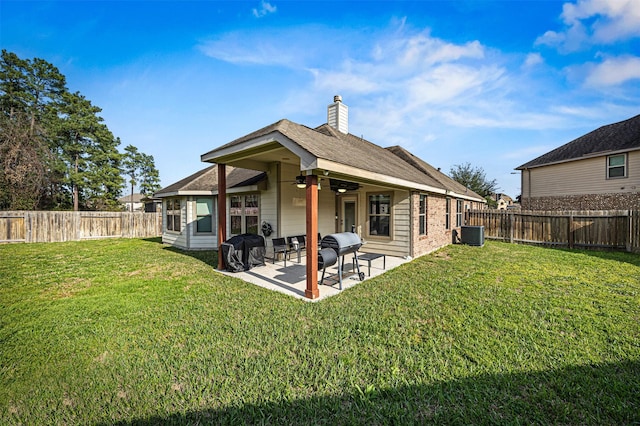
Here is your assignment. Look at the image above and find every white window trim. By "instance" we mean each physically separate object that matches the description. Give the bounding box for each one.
[607,153,627,179]
[165,198,182,234]
[229,193,260,236]
[367,192,393,239]
[419,194,427,236]
[456,199,464,227]
[194,197,216,235]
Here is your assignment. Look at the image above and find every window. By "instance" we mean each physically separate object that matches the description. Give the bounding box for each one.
[607,154,626,178]
[419,194,427,235]
[166,198,181,232]
[195,198,213,233]
[230,194,260,235]
[456,199,464,227]
[368,193,391,237]
[445,198,451,230]
[245,194,259,234]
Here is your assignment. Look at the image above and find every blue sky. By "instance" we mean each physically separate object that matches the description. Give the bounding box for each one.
[2,0,639,198]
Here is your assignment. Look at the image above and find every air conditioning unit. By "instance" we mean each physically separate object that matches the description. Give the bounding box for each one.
[460,226,484,247]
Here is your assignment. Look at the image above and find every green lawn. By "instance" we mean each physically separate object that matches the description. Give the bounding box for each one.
[1,238,639,425]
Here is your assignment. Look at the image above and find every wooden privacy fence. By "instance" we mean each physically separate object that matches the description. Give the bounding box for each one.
[0,211,161,243]
[466,210,640,253]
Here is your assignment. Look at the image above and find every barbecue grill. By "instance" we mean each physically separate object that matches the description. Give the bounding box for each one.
[319,232,365,288]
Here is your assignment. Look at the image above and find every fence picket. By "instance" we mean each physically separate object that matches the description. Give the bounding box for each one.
[0,211,161,244]
[466,209,638,252]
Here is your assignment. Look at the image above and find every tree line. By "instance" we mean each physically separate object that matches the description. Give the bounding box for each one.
[0,50,160,211]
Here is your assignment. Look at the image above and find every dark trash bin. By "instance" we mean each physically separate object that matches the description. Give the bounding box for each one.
[221,233,266,272]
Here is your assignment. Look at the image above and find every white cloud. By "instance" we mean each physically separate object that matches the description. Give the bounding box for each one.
[252,1,276,18]
[584,55,640,86]
[536,0,640,52]
[198,29,301,66]
[523,53,543,68]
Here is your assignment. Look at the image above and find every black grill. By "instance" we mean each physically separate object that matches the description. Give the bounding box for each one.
[321,232,363,256]
[319,232,364,288]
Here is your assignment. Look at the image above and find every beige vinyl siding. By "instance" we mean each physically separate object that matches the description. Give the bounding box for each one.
[188,197,217,250]
[528,151,640,197]
[279,163,307,238]
[356,185,410,258]
[259,163,279,251]
[161,198,188,249]
[318,184,337,238]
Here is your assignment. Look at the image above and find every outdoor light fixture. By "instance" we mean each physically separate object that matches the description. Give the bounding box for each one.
[295,175,306,188]
[338,188,347,193]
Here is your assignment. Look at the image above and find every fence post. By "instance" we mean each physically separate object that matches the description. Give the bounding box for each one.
[625,210,634,253]
[568,214,574,249]
[509,212,514,243]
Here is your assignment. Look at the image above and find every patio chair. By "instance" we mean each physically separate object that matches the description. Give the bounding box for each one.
[287,236,302,263]
[272,238,290,267]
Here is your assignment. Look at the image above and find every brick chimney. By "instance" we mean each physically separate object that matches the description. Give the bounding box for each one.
[327,95,348,134]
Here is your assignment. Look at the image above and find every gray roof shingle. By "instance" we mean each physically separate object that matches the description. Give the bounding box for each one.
[155,165,266,197]
[202,119,485,200]
[517,114,640,169]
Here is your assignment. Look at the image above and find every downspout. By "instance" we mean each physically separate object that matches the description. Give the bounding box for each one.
[409,191,415,258]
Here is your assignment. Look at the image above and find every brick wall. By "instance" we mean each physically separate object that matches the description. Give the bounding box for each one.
[411,192,455,257]
[522,193,640,210]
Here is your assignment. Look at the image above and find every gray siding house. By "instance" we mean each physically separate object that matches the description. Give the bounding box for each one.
[517,114,640,210]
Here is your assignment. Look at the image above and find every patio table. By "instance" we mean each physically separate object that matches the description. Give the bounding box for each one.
[353,252,385,277]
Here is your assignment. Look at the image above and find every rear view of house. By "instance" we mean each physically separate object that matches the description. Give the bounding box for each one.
[157,97,485,298]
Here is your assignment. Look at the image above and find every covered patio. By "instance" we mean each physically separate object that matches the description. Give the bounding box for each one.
[217,250,409,301]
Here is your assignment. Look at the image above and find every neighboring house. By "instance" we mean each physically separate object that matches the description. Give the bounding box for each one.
[154,165,266,250]
[118,193,144,212]
[196,96,485,298]
[492,193,515,210]
[517,114,640,210]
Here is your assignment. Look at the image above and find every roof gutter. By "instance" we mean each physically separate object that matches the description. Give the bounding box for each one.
[516,146,640,170]
[313,159,485,203]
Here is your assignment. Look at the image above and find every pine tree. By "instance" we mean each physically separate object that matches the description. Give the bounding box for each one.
[122,145,161,211]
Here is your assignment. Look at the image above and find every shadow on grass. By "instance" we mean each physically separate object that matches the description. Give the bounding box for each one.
[140,237,163,244]
[162,246,218,269]
[136,236,219,269]
[108,359,639,425]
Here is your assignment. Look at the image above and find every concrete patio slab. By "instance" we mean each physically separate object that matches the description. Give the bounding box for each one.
[217,252,410,301]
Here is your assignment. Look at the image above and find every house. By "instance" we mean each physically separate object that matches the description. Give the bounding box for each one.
[492,193,515,210]
[154,165,266,250]
[118,192,145,212]
[516,114,640,210]
[195,96,485,298]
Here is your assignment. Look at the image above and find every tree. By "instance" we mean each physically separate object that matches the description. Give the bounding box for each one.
[0,50,62,209]
[122,145,161,211]
[54,91,123,211]
[0,112,49,209]
[1,51,158,211]
[138,153,161,196]
[449,162,498,202]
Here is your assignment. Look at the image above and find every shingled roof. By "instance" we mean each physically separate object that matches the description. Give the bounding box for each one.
[155,165,266,197]
[202,119,485,201]
[517,114,640,169]
[386,146,484,199]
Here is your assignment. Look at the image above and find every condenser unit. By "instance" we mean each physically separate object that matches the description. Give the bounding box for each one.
[460,226,485,247]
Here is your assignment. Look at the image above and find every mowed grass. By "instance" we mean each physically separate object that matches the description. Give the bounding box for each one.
[1,238,639,425]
